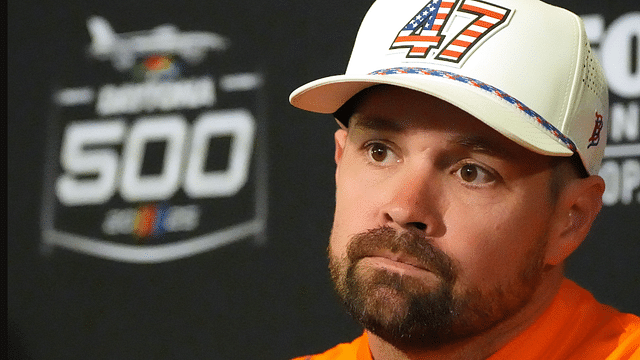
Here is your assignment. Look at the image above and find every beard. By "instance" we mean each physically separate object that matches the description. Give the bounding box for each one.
[328,226,547,350]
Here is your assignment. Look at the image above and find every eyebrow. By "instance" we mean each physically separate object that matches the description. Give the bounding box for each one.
[449,134,513,159]
[351,116,407,132]
[352,117,514,158]
[351,112,520,160]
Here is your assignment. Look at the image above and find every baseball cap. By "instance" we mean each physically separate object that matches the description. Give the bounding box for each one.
[289,0,608,175]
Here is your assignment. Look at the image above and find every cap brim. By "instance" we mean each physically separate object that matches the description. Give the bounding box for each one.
[290,71,574,157]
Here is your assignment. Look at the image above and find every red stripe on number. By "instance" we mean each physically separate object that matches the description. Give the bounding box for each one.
[461,4,505,20]
[451,39,471,47]
[441,49,462,58]
[462,29,482,37]
[474,20,494,28]
[395,36,441,42]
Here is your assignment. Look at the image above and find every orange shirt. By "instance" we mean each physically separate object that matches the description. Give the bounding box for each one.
[293,279,639,360]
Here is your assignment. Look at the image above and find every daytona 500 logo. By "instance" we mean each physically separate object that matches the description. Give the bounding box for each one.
[41,17,267,263]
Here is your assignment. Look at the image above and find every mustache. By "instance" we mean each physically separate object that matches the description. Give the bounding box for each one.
[346,226,457,283]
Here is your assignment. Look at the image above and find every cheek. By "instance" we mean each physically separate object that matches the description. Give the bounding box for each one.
[443,199,551,288]
[334,163,381,230]
[332,173,363,256]
[332,164,387,262]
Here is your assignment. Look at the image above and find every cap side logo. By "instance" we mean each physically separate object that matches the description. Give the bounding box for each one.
[390,0,512,65]
[587,111,604,148]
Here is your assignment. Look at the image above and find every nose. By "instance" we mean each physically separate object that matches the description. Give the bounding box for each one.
[379,167,444,236]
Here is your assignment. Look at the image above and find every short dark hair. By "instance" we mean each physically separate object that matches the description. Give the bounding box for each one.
[333,85,383,126]
[549,153,589,202]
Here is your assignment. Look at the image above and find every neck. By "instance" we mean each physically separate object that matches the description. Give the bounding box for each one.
[367,267,565,360]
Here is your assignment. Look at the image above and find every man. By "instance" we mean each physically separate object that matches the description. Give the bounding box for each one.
[288,0,639,359]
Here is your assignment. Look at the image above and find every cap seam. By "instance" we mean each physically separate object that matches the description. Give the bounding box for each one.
[560,12,583,136]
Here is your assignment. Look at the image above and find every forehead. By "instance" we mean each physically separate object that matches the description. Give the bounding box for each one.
[350,86,488,132]
[348,86,544,160]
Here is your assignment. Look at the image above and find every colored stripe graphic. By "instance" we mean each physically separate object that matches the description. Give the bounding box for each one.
[134,205,156,238]
[390,0,458,58]
[436,0,509,62]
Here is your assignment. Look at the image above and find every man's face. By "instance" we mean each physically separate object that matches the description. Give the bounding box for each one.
[328,86,559,348]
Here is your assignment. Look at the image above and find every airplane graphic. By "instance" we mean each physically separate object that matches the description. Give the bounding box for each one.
[87,16,229,71]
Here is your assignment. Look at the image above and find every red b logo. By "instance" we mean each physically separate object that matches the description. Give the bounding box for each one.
[587,112,604,148]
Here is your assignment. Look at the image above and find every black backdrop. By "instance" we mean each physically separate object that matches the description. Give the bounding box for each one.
[8,0,639,359]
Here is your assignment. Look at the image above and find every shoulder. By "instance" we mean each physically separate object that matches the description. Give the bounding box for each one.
[543,279,640,358]
[291,333,371,360]
[491,279,639,360]
[598,309,640,359]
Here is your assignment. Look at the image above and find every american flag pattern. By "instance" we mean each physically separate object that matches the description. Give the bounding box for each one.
[435,0,511,62]
[390,0,458,58]
[389,0,511,64]
[368,67,578,152]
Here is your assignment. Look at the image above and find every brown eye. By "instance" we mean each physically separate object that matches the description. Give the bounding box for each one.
[460,164,478,182]
[457,163,495,185]
[370,143,388,162]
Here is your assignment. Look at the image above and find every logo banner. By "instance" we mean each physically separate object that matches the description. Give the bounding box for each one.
[42,16,268,263]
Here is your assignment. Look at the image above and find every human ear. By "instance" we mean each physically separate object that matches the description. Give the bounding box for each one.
[334,128,348,164]
[545,175,605,265]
